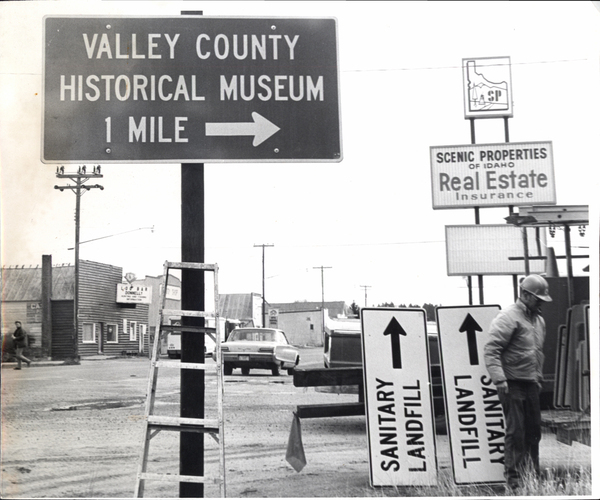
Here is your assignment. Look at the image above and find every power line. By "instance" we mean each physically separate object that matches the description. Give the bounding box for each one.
[2,57,590,78]
[207,240,445,250]
[342,57,591,74]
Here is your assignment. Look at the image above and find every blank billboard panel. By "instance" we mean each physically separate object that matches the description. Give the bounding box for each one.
[446,224,547,276]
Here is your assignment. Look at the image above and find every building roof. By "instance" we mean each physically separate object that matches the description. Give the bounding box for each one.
[1,265,74,301]
[219,293,259,320]
[269,301,350,318]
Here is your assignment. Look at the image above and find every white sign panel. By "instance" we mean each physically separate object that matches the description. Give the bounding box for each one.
[463,56,512,119]
[268,308,279,328]
[361,308,437,486]
[116,284,152,304]
[446,224,547,276]
[165,285,181,301]
[436,306,505,485]
[430,141,556,209]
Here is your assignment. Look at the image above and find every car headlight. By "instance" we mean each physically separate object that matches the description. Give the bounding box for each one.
[258,347,274,353]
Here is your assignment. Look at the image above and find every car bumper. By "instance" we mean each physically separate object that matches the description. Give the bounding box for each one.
[222,352,277,367]
[221,352,299,369]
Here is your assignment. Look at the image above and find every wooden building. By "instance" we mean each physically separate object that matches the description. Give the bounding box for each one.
[1,256,149,360]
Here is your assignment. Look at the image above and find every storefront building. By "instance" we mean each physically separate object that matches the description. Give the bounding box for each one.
[1,256,149,360]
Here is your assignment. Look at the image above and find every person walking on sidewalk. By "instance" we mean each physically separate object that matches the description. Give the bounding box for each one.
[484,274,552,490]
[12,321,31,370]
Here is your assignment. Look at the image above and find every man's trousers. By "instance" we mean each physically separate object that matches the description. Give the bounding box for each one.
[499,380,542,487]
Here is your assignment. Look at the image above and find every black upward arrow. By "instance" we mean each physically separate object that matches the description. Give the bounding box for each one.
[459,313,483,365]
[383,317,407,369]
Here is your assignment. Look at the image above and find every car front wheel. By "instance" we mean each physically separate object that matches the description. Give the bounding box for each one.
[271,364,280,376]
[241,367,250,376]
[224,363,233,376]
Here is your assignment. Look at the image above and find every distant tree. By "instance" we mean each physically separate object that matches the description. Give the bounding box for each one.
[371,302,440,322]
[422,303,436,322]
[349,301,360,317]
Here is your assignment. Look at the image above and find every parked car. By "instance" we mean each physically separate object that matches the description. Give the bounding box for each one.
[213,327,300,376]
[166,330,216,358]
[166,317,238,359]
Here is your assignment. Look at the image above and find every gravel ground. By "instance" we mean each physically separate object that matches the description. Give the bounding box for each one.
[1,349,592,498]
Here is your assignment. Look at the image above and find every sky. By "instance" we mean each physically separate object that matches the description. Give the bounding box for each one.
[1,0,598,311]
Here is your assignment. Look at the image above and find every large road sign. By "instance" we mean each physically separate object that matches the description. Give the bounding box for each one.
[436,305,505,485]
[361,308,437,487]
[43,16,341,163]
[430,141,556,209]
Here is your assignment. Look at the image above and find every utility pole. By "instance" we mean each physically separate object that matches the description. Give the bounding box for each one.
[54,165,104,362]
[313,266,332,341]
[254,244,274,327]
[360,285,371,307]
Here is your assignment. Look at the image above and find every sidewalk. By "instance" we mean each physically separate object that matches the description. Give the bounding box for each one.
[1,354,121,368]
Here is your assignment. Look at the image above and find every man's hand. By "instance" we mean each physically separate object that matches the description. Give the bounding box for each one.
[496,381,509,395]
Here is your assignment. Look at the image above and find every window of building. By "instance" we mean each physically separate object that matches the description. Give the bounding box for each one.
[82,323,96,343]
[129,321,137,341]
[106,324,118,343]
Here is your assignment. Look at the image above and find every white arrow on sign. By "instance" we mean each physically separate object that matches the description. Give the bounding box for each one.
[205,112,280,147]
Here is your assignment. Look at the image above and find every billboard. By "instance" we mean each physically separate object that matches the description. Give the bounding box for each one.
[43,16,341,163]
[463,56,512,119]
[445,224,547,276]
[430,141,556,209]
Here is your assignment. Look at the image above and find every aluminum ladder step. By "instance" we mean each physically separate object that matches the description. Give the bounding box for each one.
[162,308,216,319]
[138,472,217,484]
[164,261,217,271]
[159,325,216,333]
[147,415,219,435]
[154,360,217,372]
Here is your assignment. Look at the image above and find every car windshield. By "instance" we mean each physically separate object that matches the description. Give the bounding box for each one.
[229,330,282,343]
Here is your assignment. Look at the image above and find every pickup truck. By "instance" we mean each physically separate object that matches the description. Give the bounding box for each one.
[318,317,445,432]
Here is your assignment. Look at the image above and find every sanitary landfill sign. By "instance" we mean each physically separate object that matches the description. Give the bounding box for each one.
[361,308,437,486]
[436,305,505,485]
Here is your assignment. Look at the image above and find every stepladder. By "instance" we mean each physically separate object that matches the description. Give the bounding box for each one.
[134,261,226,497]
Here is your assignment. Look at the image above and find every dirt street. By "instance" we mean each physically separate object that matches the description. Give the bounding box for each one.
[1,348,591,498]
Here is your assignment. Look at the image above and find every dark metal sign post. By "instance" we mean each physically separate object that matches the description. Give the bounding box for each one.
[180,163,205,498]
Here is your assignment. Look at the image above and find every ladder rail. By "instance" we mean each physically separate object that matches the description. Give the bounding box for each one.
[134,261,226,498]
[213,264,226,497]
[135,261,171,498]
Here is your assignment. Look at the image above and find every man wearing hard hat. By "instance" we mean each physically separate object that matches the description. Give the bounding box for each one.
[484,274,552,490]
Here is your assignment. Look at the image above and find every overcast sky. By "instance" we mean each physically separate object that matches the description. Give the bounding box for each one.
[1,1,598,310]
